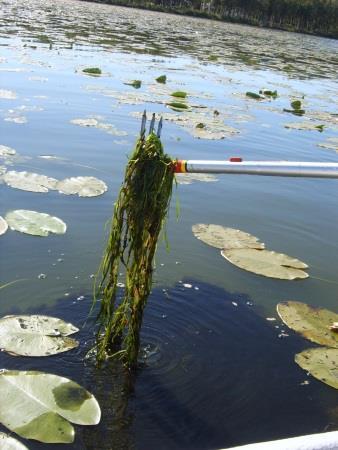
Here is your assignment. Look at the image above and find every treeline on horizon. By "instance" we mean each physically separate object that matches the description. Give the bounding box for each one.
[88,0,338,38]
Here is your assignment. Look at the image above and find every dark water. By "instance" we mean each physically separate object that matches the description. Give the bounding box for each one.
[1,282,336,450]
[0,0,338,448]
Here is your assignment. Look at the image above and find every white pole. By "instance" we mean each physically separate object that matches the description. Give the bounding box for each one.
[222,431,338,450]
[183,161,338,178]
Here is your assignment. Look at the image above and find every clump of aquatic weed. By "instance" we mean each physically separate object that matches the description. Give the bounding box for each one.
[94,131,174,369]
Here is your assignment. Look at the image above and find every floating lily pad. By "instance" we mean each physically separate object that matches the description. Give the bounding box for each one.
[56,176,107,197]
[0,315,79,357]
[318,137,338,152]
[277,301,338,348]
[291,100,302,110]
[0,370,101,443]
[221,248,308,280]
[295,348,338,389]
[3,171,58,193]
[0,216,8,235]
[192,224,265,250]
[0,145,16,157]
[156,75,166,84]
[0,89,17,99]
[70,118,127,136]
[5,210,67,237]
[176,173,218,185]
[284,122,325,131]
[167,101,189,111]
[246,91,264,100]
[82,67,101,75]
[259,89,278,98]
[171,91,187,98]
[0,433,28,449]
[124,80,141,88]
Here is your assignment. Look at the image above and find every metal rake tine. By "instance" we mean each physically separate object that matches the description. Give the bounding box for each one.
[140,110,147,137]
[157,117,163,138]
[149,113,156,134]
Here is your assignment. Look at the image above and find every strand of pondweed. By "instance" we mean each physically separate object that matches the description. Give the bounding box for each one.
[95,132,174,368]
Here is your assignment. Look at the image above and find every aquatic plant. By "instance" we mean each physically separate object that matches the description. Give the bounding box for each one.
[246,91,264,100]
[95,123,174,368]
[171,91,187,98]
[166,101,189,110]
[124,80,142,88]
[5,210,67,236]
[156,75,166,83]
[82,67,102,75]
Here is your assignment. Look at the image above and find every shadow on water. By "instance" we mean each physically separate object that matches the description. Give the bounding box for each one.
[0,280,337,449]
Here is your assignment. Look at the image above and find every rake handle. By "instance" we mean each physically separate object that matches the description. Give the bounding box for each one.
[172,159,338,179]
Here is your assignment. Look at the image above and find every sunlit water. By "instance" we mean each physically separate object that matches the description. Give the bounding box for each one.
[0,0,338,448]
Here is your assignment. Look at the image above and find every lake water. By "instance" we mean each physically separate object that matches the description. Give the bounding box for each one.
[0,0,338,448]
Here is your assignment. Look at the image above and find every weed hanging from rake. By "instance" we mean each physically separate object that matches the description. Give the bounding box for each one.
[94,113,174,369]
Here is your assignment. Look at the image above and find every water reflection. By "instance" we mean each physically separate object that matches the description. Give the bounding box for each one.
[1,0,337,78]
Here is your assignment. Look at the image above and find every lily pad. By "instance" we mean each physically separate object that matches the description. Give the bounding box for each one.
[0,370,101,443]
[176,173,218,185]
[192,224,265,250]
[295,348,338,389]
[0,216,8,235]
[171,91,187,98]
[277,301,338,348]
[5,210,67,237]
[167,101,189,111]
[318,137,338,152]
[246,91,264,100]
[3,171,58,193]
[284,122,325,131]
[70,118,127,136]
[0,145,16,157]
[0,433,28,449]
[156,75,166,84]
[124,80,141,88]
[0,89,17,99]
[56,176,107,197]
[82,67,101,75]
[0,315,79,357]
[221,248,308,280]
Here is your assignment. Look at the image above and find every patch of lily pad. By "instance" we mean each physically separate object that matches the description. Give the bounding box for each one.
[277,301,338,348]
[0,216,8,235]
[82,67,102,75]
[176,173,218,185]
[5,210,67,237]
[284,121,325,131]
[124,80,142,88]
[3,171,58,193]
[318,137,338,152]
[277,301,338,389]
[0,315,79,357]
[192,224,265,250]
[0,145,16,157]
[56,176,107,197]
[156,75,166,84]
[0,370,101,443]
[221,248,309,280]
[0,89,17,99]
[70,117,127,136]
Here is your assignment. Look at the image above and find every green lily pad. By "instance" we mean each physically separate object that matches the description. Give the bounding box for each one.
[171,91,187,98]
[82,67,101,75]
[166,101,189,110]
[56,176,107,197]
[155,75,166,84]
[277,301,338,348]
[124,80,141,88]
[0,433,28,449]
[284,122,325,131]
[192,224,265,250]
[221,248,308,280]
[291,100,302,110]
[295,348,338,390]
[3,171,58,193]
[0,370,101,443]
[246,91,264,100]
[0,315,79,357]
[5,210,67,237]
[0,216,8,236]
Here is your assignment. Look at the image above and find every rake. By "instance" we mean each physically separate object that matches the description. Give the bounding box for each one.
[141,111,338,179]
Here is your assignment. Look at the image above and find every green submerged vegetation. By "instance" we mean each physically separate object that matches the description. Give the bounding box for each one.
[89,0,338,38]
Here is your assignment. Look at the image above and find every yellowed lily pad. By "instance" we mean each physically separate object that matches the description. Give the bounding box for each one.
[5,210,66,237]
[0,315,79,356]
[56,176,107,197]
[0,145,16,157]
[0,216,8,236]
[221,248,308,279]
[192,224,265,250]
[0,370,101,443]
[295,348,338,390]
[277,301,338,348]
[3,171,58,193]
[318,137,338,152]
[284,121,325,131]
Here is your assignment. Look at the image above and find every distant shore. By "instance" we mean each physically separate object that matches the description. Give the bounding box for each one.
[81,0,338,39]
